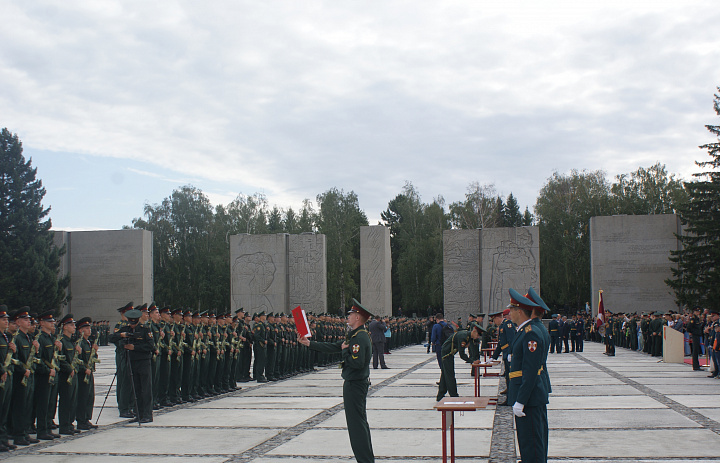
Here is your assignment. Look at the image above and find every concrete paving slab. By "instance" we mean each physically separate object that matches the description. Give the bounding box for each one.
[665,394,719,408]
[11,457,228,463]
[547,395,665,409]
[197,396,343,409]
[318,408,495,429]
[695,408,720,422]
[646,384,720,395]
[548,408,700,429]
[39,427,276,455]
[367,397,440,410]
[145,406,323,427]
[548,429,720,458]
[267,428,492,457]
[241,386,345,397]
[547,385,643,396]
[549,377,622,386]
[372,386,448,397]
[250,459,471,463]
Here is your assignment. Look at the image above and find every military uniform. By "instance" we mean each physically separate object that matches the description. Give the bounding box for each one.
[109,302,134,417]
[306,300,374,463]
[57,315,80,435]
[507,289,549,463]
[253,313,268,383]
[119,309,155,423]
[0,306,15,450]
[34,311,60,439]
[437,329,475,401]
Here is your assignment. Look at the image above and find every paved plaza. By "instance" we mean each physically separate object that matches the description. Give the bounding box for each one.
[4,341,720,462]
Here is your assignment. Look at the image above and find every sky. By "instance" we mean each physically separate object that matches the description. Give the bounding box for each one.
[2,1,719,230]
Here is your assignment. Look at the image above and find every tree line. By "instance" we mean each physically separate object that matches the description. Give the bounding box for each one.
[1,89,719,313]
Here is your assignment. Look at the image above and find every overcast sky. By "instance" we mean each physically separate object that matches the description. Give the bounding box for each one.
[2,1,719,230]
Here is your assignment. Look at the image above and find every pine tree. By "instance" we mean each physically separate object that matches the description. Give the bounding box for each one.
[0,128,68,311]
[504,193,522,227]
[667,89,720,309]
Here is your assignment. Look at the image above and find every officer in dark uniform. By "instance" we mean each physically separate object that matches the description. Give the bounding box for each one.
[492,308,516,398]
[507,288,549,463]
[253,312,268,383]
[116,309,154,423]
[299,299,375,463]
[548,314,559,353]
[109,302,134,418]
[688,307,704,370]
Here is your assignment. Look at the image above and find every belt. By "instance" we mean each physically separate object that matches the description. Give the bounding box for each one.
[509,366,544,379]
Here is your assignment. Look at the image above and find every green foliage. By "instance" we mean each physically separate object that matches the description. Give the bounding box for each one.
[449,182,500,229]
[133,186,221,310]
[535,170,613,309]
[612,162,687,214]
[381,182,448,314]
[315,188,368,312]
[667,89,720,309]
[0,128,68,311]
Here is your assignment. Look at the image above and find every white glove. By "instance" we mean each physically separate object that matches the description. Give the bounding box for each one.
[512,402,526,417]
[507,354,512,362]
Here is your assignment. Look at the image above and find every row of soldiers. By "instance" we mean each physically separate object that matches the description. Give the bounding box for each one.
[0,306,100,453]
[599,311,669,356]
[111,303,428,418]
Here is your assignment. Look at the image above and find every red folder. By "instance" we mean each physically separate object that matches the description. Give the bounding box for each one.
[292,306,311,338]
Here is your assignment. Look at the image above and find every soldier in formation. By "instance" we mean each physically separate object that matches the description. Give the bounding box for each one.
[0,307,100,452]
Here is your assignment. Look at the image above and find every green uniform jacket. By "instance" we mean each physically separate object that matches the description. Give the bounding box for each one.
[309,326,371,381]
[508,322,549,407]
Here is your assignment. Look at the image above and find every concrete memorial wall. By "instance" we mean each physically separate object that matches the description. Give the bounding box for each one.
[443,229,481,323]
[590,214,681,317]
[288,233,327,314]
[360,225,392,317]
[480,227,540,317]
[443,227,539,325]
[230,233,327,315]
[55,229,153,324]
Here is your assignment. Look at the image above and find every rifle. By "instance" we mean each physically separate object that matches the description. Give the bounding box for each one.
[84,339,100,384]
[20,339,40,387]
[68,338,84,384]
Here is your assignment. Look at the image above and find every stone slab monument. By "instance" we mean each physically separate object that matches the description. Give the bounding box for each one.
[443,226,539,325]
[360,225,392,317]
[443,229,481,323]
[230,233,327,315]
[54,229,153,324]
[480,227,540,318]
[590,214,681,317]
[288,233,327,314]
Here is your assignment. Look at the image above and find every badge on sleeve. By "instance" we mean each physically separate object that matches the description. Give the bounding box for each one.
[528,340,537,352]
[352,344,360,354]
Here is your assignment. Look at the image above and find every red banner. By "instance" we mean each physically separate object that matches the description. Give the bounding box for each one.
[292,305,311,338]
[595,290,605,329]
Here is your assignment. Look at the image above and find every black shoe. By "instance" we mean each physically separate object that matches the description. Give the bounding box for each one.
[381,366,389,369]
[257,377,268,383]
[58,429,75,436]
[49,433,60,439]
[119,412,135,418]
[26,437,40,444]
[37,434,55,441]
[29,424,37,433]
[128,417,139,423]
[13,438,31,446]
[82,422,98,430]
[71,429,81,434]
[708,374,718,378]
[139,417,153,424]
[153,404,161,410]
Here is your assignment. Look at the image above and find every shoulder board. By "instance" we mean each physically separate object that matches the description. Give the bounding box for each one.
[524,325,532,333]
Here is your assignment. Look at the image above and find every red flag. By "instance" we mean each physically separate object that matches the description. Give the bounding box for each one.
[292,305,311,338]
[595,290,605,329]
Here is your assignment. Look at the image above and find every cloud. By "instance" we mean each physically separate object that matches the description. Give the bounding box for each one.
[2,1,719,228]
